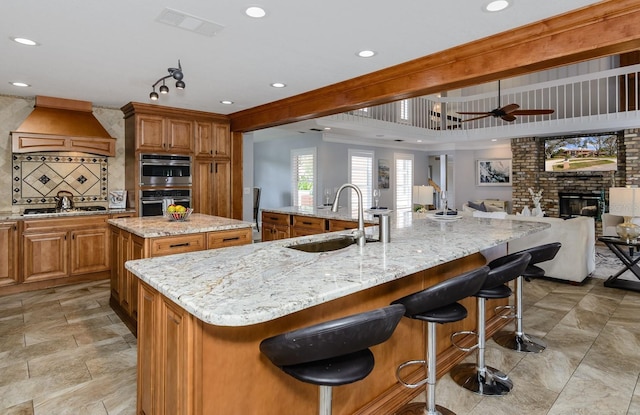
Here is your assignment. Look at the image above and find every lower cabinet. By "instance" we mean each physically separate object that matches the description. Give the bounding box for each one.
[110,226,252,334]
[0,221,19,287]
[138,281,197,415]
[261,212,290,241]
[21,216,110,286]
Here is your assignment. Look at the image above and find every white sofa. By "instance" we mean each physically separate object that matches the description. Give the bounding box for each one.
[504,215,596,283]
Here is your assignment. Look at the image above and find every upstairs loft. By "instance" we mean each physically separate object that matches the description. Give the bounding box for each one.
[317,64,640,149]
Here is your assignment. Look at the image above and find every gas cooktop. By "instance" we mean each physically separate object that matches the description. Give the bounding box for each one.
[23,206,108,215]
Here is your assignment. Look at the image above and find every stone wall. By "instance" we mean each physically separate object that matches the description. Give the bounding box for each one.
[511,130,640,218]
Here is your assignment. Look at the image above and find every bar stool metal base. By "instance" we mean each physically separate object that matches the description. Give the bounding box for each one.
[395,402,456,415]
[449,363,513,396]
[493,331,546,353]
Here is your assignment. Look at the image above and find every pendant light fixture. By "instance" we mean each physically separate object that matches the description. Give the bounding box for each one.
[150,59,185,101]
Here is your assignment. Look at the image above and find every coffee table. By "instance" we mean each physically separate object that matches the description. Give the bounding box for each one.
[598,236,640,292]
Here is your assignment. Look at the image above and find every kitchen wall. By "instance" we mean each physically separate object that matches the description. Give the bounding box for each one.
[0,95,125,213]
[250,131,431,213]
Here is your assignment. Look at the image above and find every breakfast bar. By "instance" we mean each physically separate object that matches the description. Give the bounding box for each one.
[125,213,548,414]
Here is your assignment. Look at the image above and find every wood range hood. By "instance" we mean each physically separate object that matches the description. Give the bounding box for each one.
[12,96,116,157]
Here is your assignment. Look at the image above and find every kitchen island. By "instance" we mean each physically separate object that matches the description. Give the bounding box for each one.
[125,213,548,414]
[126,214,548,415]
[107,213,253,333]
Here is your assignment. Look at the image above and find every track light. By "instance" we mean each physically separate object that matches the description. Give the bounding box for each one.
[149,59,186,100]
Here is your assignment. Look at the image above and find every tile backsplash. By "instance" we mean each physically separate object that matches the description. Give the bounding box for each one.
[13,152,108,206]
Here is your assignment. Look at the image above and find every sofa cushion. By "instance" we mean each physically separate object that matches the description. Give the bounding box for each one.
[467,201,487,211]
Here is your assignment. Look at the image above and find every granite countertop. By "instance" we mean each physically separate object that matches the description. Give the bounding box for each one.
[0,208,136,221]
[108,213,254,238]
[262,206,380,223]
[125,213,549,327]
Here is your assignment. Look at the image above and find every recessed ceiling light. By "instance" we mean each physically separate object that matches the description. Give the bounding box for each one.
[11,37,39,46]
[484,0,510,12]
[417,139,423,143]
[220,100,234,105]
[270,82,286,88]
[323,127,331,130]
[245,6,266,18]
[357,50,376,58]
[491,138,498,142]
[10,81,30,87]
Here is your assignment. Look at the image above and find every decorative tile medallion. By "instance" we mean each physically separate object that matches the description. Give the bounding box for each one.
[13,153,108,205]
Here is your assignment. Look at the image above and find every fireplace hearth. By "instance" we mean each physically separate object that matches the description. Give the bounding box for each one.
[558,192,603,218]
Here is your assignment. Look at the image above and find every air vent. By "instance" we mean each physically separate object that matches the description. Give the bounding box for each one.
[156,8,225,36]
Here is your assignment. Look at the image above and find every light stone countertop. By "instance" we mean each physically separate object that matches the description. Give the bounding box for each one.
[108,213,254,238]
[124,212,549,327]
[261,206,379,223]
[0,208,135,221]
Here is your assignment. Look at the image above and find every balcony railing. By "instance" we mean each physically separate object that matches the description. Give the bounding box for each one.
[326,64,640,141]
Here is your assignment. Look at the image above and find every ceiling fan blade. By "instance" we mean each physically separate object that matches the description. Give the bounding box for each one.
[500,103,520,114]
[456,111,492,115]
[501,114,517,122]
[511,109,555,115]
[461,114,492,122]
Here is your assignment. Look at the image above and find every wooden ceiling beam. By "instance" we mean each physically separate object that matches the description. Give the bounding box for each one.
[229,0,640,133]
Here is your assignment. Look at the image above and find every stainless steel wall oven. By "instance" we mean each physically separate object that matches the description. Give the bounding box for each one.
[139,188,191,217]
[139,154,192,187]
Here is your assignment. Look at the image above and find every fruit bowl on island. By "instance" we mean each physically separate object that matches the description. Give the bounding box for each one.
[165,207,194,221]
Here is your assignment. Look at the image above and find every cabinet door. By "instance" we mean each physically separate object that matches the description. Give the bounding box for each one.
[166,118,193,153]
[213,123,230,158]
[0,222,19,286]
[119,231,133,315]
[213,160,231,218]
[158,296,194,415]
[262,225,290,241]
[194,121,214,157]
[137,281,158,415]
[130,235,145,321]
[23,231,68,283]
[70,227,109,275]
[193,160,214,215]
[137,114,165,152]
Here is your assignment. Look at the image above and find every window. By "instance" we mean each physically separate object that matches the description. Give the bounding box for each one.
[348,149,374,215]
[395,153,414,211]
[399,99,410,122]
[291,148,316,207]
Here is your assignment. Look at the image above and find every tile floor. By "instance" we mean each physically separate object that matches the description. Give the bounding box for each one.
[1,247,639,414]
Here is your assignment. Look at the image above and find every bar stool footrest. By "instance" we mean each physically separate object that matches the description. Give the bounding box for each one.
[396,360,428,389]
[450,330,478,352]
[494,305,516,319]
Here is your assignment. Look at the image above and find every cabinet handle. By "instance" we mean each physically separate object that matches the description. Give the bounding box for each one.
[210,163,213,174]
[215,163,218,174]
[222,236,240,242]
[169,242,190,248]
[301,221,313,225]
[269,217,279,221]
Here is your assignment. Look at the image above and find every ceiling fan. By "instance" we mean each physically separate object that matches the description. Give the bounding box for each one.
[457,81,554,122]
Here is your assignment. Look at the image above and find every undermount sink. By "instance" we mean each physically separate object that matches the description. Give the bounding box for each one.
[287,236,377,253]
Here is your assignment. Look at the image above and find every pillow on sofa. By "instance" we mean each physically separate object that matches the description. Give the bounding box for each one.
[467,201,487,212]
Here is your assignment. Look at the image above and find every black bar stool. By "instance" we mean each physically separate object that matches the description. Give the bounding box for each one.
[492,242,561,353]
[449,252,530,396]
[259,304,405,415]
[391,266,489,415]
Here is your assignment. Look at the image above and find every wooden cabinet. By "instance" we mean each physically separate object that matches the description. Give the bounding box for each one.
[136,114,193,153]
[20,216,110,287]
[291,215,325,237]
[194,121,231,158]
[110,225,252,334]
[12,133,116,157]
[193,159,231,217]
[261,212,291,241]
[0,221,20,287]
[328,219,360,232]
[137,281,197,415]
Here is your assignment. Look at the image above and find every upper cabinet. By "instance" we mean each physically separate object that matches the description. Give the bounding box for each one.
[136,114,193,153]
[194,121,231,159]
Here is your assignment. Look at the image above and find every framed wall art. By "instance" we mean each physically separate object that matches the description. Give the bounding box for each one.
[477,159,512,186]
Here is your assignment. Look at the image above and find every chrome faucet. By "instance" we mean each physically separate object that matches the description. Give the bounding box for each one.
[331,183,366,247]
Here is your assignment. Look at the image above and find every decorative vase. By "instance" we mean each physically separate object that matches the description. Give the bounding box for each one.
[616,217,640,243]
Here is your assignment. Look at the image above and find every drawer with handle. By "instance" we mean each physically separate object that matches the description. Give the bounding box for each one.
[207,228,252,249]
[292,215,325,231]
[150,234,206,257]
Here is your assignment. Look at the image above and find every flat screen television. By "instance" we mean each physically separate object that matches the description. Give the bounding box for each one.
[543,132,619,172]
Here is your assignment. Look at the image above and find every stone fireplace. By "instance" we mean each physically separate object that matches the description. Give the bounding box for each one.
[558,192,603,218]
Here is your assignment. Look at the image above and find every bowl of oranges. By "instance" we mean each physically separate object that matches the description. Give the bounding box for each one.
[165,204,193,221]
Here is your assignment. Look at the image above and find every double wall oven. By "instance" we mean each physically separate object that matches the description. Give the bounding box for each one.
[139,154,192,216]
